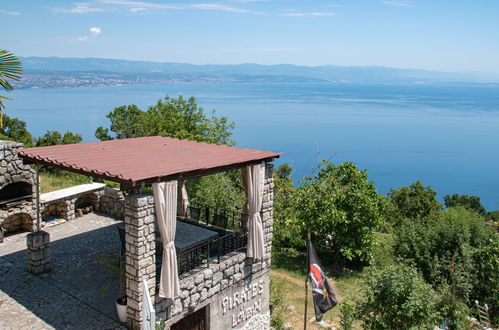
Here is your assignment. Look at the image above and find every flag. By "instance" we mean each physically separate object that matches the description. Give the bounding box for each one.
[308,240,338,321]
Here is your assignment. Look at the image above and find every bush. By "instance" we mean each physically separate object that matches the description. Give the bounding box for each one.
[339,299,357,330]
[359,264,439,329]
[435,285,472,330]
[394,207,498,321]
[387,181,442,227]
[295,161,386,263]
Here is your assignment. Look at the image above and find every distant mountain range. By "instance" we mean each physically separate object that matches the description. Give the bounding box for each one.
[15,56,499,89]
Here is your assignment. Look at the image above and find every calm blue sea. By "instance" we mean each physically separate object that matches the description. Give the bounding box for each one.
[7,82,499,210]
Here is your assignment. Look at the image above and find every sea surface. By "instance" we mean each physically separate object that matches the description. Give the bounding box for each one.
[7,82,499,210]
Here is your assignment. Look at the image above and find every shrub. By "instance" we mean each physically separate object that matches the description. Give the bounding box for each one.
[339,299,357,330]
[394,207,498,321]
[387,181,442,226]
[295,161,386,263]
[359,264,439,329]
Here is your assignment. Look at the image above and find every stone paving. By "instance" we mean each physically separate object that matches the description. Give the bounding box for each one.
[0,213,127,329]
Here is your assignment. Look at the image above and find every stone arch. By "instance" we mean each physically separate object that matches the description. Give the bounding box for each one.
[42,201,68,221]
[0,182,33,201]
[0,174,35,190]
[75,192,99,216]
[0,213,34,234]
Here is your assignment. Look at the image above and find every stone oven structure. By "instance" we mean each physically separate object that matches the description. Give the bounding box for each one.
[0,141,37,234]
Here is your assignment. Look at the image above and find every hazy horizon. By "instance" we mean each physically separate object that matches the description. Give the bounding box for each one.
[3,1,499,74]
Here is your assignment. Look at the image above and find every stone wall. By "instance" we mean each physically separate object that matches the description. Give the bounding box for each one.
[124,194,157,329]
[158,162,275,329]
[98,186,125,219]
[0,141,37,234]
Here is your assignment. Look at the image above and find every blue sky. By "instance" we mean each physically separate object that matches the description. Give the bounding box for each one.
[2,0,499,73]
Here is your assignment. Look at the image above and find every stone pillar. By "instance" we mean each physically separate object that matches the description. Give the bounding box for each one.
[262,162,274,265]
[26,231,51,274]
[124,194,157,329]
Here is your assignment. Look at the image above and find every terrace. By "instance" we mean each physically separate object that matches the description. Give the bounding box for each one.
[16,136,281,329]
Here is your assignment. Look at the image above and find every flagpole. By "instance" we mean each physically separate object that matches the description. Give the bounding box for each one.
[304,230,310,330]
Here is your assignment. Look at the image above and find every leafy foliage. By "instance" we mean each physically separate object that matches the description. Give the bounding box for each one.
[95,95,234,145]
[339,299,357,330]
[35,130,82,147]
[394,207,498,319]
[0,114,33,146]
[187,171,245,212]
[387,181,442,226]
[273,163,303,250]
[444,193,486,215]
[295,161,386,263]
[359,264,439,329]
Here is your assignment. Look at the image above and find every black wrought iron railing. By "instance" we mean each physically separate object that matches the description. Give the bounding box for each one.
[177,229,247,276]
[180,201,246,232]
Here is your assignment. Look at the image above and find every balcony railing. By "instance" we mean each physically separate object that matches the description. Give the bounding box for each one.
[176,202,248,276]
[180,201,246,232]
[177,229,247,276]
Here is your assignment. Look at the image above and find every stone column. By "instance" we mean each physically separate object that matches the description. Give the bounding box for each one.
[262,162,274,265]
[26,231,51,274]
[124,194,157,329]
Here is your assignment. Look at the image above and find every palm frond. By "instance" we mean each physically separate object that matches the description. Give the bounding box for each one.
[0,49,22,88]
[0,78,14,92]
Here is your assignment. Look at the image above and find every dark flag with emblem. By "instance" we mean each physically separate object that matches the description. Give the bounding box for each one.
[308,239,338,322]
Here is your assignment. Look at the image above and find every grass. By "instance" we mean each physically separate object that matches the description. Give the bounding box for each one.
[39,171,91,193]
[269,233,395,329]
[271,250,364,329]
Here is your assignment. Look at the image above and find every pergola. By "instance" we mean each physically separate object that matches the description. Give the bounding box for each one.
[18,136,282,329]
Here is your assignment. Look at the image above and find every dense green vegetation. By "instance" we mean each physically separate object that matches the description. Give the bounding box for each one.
[273,162,498,327]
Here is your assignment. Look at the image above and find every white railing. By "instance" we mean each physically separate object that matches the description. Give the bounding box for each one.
[141,275,156,330]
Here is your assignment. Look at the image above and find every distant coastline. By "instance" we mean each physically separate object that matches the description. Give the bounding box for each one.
[14,56,499,89]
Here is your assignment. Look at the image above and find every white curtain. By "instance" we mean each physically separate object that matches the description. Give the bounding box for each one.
[178,180,189,218]
[152,181,180,299]
[242,162,265,259]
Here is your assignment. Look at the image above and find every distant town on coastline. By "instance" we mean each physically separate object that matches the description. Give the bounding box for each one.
[16,56,499,89]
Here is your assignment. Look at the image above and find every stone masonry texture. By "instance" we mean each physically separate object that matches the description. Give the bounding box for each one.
[0,141,37,234]
[155,162,275,329]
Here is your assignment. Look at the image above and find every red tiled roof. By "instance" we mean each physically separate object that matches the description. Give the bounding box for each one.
[17,136,282,186]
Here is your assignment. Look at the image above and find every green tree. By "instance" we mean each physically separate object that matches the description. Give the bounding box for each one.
[95,96,234,145]
[35,130,83,147]
[0,114,32,146]
[387,181,442,225]
[295,161,386,263]
[188,171,245,212]
[359,264,439,329]
[0,49,22,130]
[273,163,302,250]
[443,193,486,215]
